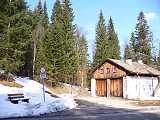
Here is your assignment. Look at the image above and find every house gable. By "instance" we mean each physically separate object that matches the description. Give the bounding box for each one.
[93,59,160,78]
[93,61,126,79]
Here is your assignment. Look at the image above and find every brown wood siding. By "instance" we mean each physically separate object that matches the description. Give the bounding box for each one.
[110,78,123,97]
[96,78,123,97]
[93,62,126,79]
[96,80,106,96]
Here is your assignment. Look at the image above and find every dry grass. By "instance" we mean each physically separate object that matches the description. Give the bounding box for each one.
[0,81,23,88]
[46,84,90,97]
[137,100,160,106]
[48,85,78,94]
[44,80,90,96]
[44,81,78,95]
[0,74,15,82]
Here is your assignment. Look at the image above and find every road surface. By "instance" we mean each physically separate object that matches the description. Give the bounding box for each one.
[3,99,160,120]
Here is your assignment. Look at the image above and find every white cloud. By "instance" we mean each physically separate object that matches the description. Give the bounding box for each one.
[144,12,157,21]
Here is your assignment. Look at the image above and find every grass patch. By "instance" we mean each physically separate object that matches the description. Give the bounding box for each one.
[45,82,78,95]
[0,81,23,88]
[48,85,74,94]
[44,80,90,96]
[0,74,15,82]
[135,100,160,106]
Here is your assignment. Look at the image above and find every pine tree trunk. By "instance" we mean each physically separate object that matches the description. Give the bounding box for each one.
[32,41,37,80]
[81,71,84,88]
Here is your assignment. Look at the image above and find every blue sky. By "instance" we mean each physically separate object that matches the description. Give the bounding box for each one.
[26,0,160,60]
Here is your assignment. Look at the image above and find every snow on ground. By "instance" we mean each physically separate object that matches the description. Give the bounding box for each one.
[62,83,80,91]
[0,77,77,118]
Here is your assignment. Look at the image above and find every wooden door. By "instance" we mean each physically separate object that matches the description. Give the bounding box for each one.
[96,80,106,96]
[110,78,123,97]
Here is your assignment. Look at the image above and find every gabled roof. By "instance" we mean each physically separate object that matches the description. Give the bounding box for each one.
[94,59,160,76]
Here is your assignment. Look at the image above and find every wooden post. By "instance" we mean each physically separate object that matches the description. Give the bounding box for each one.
[107,79,110,97]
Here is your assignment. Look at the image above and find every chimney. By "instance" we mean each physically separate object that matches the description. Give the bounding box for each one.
[126,59,132,65]
[138,60,143,64]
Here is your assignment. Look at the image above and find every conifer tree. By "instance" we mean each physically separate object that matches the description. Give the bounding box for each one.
[0,0,9,38]
[36,0,43,16]
[33,0,46,79]
[44,0,64,82]
[61,0,77,83]
[0,0,10,69]
[75,29,89,87]
[107,17,120,59]
[43,0,49,29]
[35,0,49,79]
[124,32,137,60]
[79,35,88,87]
[0,0,33,75]
[134,11,152,64]
[127,32,138,61]
[93,11,108,67]
[130,32,137,53]
[124,44,131,60]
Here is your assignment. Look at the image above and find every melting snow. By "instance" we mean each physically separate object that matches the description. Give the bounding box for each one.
[0,77,77,118]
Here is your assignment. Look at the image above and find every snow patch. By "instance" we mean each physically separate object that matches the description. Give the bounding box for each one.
[0,77,77,118]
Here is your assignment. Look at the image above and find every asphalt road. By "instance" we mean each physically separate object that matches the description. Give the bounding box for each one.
[2,99,160,120]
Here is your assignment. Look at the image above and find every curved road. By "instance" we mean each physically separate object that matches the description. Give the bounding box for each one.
[3,99,160,120]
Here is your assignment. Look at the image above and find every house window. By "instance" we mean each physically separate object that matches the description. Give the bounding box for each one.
[99,67,104,74]
[105,68,110,74]
[113,66,117,73]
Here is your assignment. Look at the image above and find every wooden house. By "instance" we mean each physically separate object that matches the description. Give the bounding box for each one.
[91,59,160,100]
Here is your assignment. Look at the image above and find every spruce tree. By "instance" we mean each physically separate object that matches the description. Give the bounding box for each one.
[0,0,33,75]
[75,29,89,87]
[61,0,77,83]
[0,0,10,69]
[37,0,43,16]
[0,0,9,38]
[93,11,108,67]
[130,32,137,53]
[44,0,65,82]
[34,0,49,73]
[127,32,139,61]
[43,0,49,29]
[124,32,137,61]
[79,35,88,87]
[133,11,152,64]
[33,0,45,79]
[107,17,120,59]
[124,44,131,60]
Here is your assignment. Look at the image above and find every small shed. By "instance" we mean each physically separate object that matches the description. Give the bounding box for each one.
[91,59,160,100]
